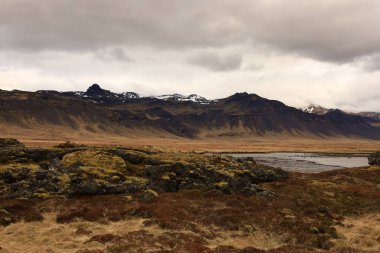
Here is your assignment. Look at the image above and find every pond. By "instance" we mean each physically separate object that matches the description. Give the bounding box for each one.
[226,152,369,173]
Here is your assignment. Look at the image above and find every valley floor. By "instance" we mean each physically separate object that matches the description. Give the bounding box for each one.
[13,136,380,153]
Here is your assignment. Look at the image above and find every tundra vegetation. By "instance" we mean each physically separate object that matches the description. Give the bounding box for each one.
[0,138,379,253]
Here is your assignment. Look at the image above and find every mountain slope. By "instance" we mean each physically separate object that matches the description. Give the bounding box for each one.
[1,85,380,140]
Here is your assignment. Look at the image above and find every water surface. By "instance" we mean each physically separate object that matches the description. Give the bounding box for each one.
[227,152,368,173]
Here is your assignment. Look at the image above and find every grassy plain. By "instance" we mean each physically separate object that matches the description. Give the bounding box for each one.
[16,136,380,154]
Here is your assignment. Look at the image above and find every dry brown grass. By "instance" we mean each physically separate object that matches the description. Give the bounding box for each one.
[0,212,376,253]
[0,213,157,253]
[334,213,380,251]
[2,129,379,153]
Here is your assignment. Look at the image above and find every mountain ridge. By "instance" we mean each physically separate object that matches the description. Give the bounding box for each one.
[1,84,380,140]
[36,83,214,105]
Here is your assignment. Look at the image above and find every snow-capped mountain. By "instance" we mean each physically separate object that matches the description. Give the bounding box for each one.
[6,85,380,139]
[302,104,331,115]
[155,93,213,104]
[37,84,213,104]
[303,104,380,119]
[80,84,140,99]
[38,84,141,104]
[302,104,380,128]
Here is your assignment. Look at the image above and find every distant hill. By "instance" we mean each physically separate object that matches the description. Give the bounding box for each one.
[302,104,380,128]
[1,84,380,140]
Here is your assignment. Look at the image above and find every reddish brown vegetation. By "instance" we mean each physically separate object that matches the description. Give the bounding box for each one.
[1,166,379,252]
[0,198,43,223]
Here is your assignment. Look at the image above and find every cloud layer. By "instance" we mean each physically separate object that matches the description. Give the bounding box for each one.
[188,51,242,71]
[0,0,380,112]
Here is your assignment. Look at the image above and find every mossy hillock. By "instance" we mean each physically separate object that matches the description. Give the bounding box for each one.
[0,139,288,198]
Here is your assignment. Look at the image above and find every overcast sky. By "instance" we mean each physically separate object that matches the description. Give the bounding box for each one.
[1,0,380,112]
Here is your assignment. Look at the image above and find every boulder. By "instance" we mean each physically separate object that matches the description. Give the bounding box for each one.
[213,181,231,194]
[140,189,159,203]
[0,209,12,226]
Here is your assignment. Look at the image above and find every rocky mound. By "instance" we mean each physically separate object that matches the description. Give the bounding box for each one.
[0,140,288,198]
[0,138,24,148]
[368,151,380,165]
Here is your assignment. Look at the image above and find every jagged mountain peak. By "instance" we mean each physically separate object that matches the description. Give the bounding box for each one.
[84,84,112,97]
[87,83,102,91]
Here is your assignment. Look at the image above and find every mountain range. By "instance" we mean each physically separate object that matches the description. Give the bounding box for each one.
[1,84,380,140]
[302,104,380,128]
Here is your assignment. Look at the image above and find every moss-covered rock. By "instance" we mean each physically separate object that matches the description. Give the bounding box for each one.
[62,150,127,171]
[368,151,380,165]
[0,208,12,226]
[140,189,159,203]
[0,145,288,198]
[108,149,148,164]
[213,181,230,194]
[0,146,58,165]
[54,141,85,149]
[0,138,24,148]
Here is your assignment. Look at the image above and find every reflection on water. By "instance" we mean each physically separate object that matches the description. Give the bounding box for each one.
[227,152,369,173]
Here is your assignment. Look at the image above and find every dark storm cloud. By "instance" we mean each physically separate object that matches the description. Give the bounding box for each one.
[187,51,242,71]
[1,0,380,65]
[0,0,243,51]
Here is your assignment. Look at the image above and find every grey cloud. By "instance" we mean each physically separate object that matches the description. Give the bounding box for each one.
[187,51,242,71]
[1,0,380,65]
[243,63,262,71]
[0,0,241,51]
[362,54,380,72]
[242,1,380,63]
[95,48,133,62]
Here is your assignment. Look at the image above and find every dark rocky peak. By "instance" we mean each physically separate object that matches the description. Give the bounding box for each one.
[224,92,263,102]
[84,84,113,97]
[87,84,102,92]
[223,92,277,106]
[220,92,290,114]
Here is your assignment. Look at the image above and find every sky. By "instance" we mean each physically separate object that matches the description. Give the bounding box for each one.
[0,0,380,112]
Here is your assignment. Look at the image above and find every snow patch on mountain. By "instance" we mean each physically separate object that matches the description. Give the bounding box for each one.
[302,104,331,115]
[155,93,213,104]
